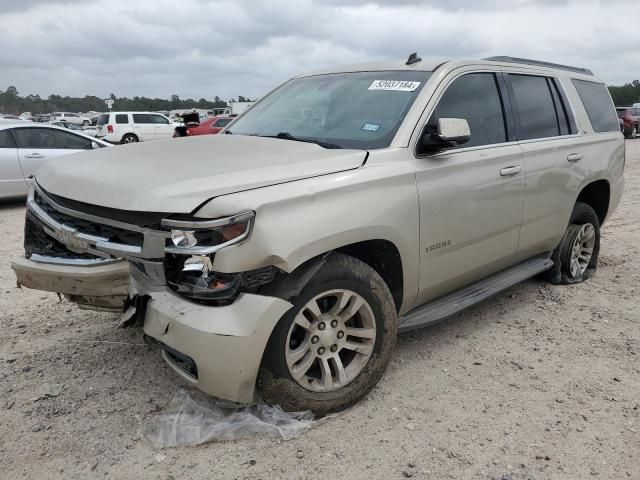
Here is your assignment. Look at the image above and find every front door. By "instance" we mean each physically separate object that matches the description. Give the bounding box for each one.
[413,71,525,305]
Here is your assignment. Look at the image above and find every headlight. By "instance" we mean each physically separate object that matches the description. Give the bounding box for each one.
[162,211,254,255]
[161,211,273,305]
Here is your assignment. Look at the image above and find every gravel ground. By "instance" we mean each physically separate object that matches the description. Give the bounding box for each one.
[1,142,639,480]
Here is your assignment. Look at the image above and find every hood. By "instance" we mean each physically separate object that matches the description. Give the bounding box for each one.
[36,134,367,213]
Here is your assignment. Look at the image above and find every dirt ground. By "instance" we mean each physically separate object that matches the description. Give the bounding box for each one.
[1,142,639,480]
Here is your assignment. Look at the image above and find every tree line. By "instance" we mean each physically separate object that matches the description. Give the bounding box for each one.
[2,82,640,115]
[0,86,253,115]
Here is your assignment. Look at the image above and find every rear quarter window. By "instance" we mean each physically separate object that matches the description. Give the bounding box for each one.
[115,114,128,124]
[572,80,619,133]
[0,129,16,148]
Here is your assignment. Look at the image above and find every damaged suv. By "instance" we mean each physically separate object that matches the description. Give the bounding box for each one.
[12,55,624,414]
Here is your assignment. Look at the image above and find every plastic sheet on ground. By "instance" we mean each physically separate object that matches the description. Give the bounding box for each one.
[139,389,315,449]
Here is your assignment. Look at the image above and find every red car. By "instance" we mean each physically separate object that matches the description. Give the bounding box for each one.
[186,116,233,136]
[616,107,640,139]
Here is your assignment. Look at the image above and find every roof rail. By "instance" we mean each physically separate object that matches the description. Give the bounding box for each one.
[484,56,594,76]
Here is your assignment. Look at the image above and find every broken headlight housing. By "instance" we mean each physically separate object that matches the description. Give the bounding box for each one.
[161,212,277,305]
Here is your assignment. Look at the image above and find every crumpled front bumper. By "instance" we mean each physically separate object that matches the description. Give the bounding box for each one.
[11,257,129,310]
[131,276,293,404]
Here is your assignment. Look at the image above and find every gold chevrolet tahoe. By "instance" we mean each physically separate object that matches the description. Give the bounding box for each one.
[11,55,625,414]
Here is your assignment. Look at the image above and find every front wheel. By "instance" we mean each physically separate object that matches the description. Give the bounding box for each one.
[82,120,90,126]
[257,253,397,415]
[545,202,600,285]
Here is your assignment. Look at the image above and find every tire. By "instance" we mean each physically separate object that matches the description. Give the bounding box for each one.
[545,202,600,285]
[82,120,90,126]
[257,253,397,415]
[121,133,138,144]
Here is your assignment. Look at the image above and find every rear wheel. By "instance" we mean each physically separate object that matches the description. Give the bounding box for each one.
[258,253,397,415]
[545,202,600,285]
[121,133,138,144]
[82,120,90,126]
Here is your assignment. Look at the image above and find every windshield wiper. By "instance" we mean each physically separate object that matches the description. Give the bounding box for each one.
[261,132,343,149]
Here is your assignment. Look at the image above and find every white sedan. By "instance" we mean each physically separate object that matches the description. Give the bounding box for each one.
[0,123,111,200]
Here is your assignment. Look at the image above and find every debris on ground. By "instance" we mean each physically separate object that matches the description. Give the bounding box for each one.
[139,389,314,449]
[31,383,64,401]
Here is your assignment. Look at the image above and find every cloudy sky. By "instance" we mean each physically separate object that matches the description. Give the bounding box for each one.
[0,0,638,101]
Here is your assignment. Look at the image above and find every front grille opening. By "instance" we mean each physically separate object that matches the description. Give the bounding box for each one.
[24,212,103,261]
[162,343,198,379]
[34,189,145,246]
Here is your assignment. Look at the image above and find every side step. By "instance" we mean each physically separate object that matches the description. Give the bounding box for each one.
[398,257,553,332]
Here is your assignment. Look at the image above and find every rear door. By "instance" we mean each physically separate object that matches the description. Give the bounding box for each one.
[132,114,155,141]
[0,129,26,198]
[14,127,92,178]
[505,73,584,259]
[148,114,174,139]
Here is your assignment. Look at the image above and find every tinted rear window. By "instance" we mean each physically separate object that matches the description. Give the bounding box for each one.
[509,74,560,140]
[97,114,110,126]
[133,114,151,123]
[572,80,619,133]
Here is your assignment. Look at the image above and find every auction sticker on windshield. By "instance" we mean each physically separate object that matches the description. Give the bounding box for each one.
[368,80,421,92]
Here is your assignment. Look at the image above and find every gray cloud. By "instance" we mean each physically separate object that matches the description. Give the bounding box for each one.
[0,0,637,101]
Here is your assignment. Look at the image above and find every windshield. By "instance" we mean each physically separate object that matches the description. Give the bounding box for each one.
[228,71,431,150]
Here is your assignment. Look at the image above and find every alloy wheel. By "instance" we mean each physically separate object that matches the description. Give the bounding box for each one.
[285,289,376,392]
[569,223,595,277]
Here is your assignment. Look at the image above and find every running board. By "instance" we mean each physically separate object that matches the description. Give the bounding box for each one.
[398,257,554,332]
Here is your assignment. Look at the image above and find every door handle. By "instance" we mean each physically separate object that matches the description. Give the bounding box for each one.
[24,153,44,159]
[567,153,584,162]
[500,165,522,176]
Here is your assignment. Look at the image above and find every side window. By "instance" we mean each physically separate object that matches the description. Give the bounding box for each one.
[149,115,170,124]
[509,74,560,140]
[67,113,78,118]
[422,72,507,151]
[50,130,92,149]
[133,114,151,124]
[115,114,128,124]
[571,79,619,133]
[14,128,56,149]
[213,118,232,128]
[0,129,17,148]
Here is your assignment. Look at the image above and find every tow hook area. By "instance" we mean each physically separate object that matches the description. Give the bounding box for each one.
[118,294,150,328]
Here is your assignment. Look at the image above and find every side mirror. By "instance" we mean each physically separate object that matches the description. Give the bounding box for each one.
[421,118,471,152]
[91,141,100,149]
[435,118,470,145]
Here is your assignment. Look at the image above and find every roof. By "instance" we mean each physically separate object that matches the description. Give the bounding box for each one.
[300,55,599,81]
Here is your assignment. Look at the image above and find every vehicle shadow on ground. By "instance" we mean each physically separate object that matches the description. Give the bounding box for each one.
[0,198,26,210]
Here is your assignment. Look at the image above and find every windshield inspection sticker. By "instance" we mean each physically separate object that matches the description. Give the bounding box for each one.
[362,123,380,132]
[368,80,421,92]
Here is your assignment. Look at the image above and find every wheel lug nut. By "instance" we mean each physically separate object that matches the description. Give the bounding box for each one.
[311,336,319,344]
[318,322,326,331]
[330,345,338,353]
[330,320,338,328]
[317,347,325,355]
[337,331,344,339]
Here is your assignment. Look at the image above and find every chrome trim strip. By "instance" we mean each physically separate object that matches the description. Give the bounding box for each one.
[35,183,169,237]
[161,211,255,230]
[29,253,120,266]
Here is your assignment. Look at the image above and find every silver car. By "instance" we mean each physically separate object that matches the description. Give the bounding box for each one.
[0,123,110,200]
[12,55,625,414]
